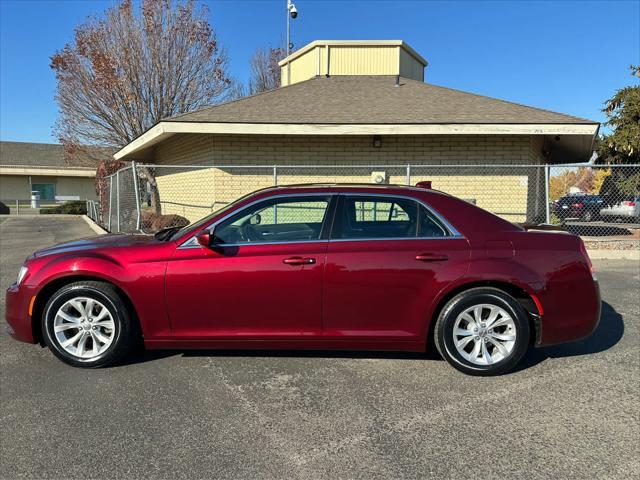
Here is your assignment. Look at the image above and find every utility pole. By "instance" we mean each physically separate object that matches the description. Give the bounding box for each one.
[286,0,298,57]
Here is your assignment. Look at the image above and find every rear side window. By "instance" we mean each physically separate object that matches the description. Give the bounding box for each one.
[419,206,450,237]
[333,195,450,240]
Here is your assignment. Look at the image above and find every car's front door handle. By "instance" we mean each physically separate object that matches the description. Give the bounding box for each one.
[415,253,449,262]
[283,257,316,265]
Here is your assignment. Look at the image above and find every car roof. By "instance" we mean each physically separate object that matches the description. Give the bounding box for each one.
[252,183,451,198]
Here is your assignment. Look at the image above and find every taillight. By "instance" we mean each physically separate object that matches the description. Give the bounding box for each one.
[623,201,636,207]
[579,240,597,281]
[571,202,584,208]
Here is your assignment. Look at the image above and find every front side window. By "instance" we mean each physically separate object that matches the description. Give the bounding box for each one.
[334,195,450,240]
[214,196,331,244]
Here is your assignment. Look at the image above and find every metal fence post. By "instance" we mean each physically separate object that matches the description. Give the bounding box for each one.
[131,161,142,231]
[108,176,113,232]
[116,170,121,233]
[16,200,19,215]
[273,165,278,224]
[405,164,411,185]
[544,164,550,224]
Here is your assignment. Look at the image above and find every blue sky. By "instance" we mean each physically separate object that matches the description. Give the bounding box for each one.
[1,0,638,143]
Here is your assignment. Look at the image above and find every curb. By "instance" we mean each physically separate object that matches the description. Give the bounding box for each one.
[587,249,640,260]
[82,215,108,235]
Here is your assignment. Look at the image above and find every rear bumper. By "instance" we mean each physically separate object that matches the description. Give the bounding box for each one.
[554,206,579,217]
[5,284,37,344]
[537,280,601,347]
[554,207,597,219]
[601,210,636,218]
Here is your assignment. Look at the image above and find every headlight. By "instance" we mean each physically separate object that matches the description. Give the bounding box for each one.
[16,266,28,286]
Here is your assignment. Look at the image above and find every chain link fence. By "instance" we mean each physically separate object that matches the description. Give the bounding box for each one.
[90,162,640,239]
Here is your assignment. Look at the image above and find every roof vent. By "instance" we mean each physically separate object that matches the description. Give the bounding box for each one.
[278,40,428,86]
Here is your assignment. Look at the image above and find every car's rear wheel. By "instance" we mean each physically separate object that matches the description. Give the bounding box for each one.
[581,210,593,222]
[42,281,135,368]
[434,288,530,376]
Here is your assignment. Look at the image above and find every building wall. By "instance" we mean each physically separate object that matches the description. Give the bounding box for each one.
[0,175,29,200]
[399,47,425,81]
[0,174,96,201]
[149,134,545,223]
[55,176,97,200]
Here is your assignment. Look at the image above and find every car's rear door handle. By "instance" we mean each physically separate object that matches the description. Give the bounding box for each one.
[283,257,316,265]
[415,253,448,262]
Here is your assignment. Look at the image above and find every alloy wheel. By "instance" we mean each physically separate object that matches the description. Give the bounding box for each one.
[53,296,115,359]
[452,303,517,366]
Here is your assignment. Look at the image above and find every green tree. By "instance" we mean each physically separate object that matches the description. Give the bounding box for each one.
[597,65,640,164]
[597,66,640,205]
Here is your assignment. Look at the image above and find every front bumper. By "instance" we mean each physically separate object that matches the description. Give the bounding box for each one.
[5,284,38,344]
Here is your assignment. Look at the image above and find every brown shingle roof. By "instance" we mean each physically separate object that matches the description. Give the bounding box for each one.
[167,75,597,125]
[0,141,113,168]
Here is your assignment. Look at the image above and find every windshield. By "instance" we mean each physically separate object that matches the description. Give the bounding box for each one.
[167,192,258,241]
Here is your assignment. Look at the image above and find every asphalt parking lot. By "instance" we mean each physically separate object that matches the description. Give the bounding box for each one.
[1,216,639,479]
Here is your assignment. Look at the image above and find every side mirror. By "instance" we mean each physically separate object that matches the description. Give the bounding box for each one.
[196,231,212,248]
[249,213,261,225]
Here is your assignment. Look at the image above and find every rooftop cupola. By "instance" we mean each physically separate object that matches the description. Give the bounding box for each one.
[278,40,428,87]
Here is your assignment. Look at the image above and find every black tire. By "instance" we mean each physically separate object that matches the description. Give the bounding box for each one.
[434,287,530,376]
[42,281,135,368]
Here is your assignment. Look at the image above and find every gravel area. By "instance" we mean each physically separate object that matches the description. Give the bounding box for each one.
[584,240,640,250]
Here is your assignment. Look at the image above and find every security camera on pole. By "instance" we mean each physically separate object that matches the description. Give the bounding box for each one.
[287,0,298,56]
[286,0,298,85]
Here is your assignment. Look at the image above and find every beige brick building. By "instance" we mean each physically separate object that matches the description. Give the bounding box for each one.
[0,142,100,205]
[115,40,599,224]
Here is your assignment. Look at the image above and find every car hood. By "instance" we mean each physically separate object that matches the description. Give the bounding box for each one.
[32,234,159,258]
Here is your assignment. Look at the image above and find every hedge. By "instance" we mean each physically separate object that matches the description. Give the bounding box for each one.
[40,200,87,215]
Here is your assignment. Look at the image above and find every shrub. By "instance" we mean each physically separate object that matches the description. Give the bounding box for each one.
[141,211,189,231]
[40,200,87,215]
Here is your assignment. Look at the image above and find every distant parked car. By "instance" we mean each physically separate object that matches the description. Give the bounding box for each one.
[553,194,603,222]
[0,201,9,215]
[600,196,640,223]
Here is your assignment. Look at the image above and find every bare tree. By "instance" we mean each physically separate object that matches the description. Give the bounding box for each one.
[248,47,285,94]
[50,0,231,213]
[224,79,247,101]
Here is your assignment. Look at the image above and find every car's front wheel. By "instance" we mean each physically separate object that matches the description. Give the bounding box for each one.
[434,288,530,375]
[42,281,135,368]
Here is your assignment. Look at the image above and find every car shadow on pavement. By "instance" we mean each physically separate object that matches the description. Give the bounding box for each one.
[121,301,622,371]
[513,301,624,372]
[122,347,435,366]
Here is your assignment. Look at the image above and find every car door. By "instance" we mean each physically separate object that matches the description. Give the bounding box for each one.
[165,194,335,338]
[322,194,469,342]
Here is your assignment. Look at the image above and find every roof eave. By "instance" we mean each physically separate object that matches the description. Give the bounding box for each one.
[114,121,599,161]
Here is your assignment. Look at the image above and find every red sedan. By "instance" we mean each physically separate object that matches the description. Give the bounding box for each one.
[5,185,601,375]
